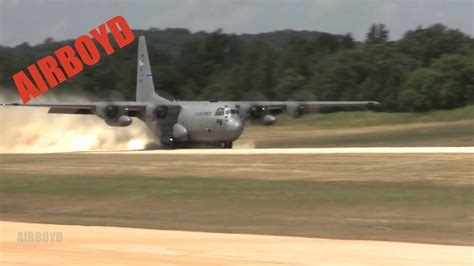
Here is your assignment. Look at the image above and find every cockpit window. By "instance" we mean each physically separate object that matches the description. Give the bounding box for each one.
[215,108,224,116]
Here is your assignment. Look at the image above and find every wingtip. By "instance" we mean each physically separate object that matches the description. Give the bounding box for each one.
[368,101,381,106]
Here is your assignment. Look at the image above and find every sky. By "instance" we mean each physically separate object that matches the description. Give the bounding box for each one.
[0,0,472,47]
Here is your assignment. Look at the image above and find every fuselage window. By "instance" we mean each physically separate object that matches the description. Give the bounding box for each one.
[215,108,224,116]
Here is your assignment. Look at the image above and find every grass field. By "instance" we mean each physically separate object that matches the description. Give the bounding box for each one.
[1,153,472,245]
[277,105,474,128]
[240,106,474,147]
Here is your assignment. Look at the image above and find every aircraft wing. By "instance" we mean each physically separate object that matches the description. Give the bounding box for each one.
[242,100,379,109]
[238,101,380,118]
[1,102,149,116]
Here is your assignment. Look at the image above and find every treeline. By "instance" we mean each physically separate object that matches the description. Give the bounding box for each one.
[0,24,473,112]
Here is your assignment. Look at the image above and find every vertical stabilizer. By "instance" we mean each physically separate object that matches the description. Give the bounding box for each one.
[136,36,169,103]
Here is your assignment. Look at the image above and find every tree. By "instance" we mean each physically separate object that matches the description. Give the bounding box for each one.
[398,24,473,65]
[366,24,389,44]
[399,54,474,111]
[341,33,355,49]
[0,25,472,112]
[43,37,55,44]
[399,68,439,111]
[272,68,306,99]
[430,54,474,108]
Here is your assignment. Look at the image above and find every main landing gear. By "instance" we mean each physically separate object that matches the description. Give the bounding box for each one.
[221,141,233,149]
[162,138,177,149]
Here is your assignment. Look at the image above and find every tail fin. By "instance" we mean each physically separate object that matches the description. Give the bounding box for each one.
[136,36,170,103]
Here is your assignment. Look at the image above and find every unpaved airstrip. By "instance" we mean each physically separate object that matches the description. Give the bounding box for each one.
[1,221,473,265]
[1,147,473,265]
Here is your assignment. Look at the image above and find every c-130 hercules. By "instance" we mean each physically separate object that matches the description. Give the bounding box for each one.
[4,36,379,149]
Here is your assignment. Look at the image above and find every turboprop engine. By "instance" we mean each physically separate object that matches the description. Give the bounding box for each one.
[262,114,276,125]
[248,106,265,119]
[145,104,169,120]
[95,104,133,127]
[286,103,306,118]
[245,105,276,125]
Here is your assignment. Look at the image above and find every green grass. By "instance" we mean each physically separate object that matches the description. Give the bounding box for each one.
[0,175,472,245]
[242,106,474,147]
[275,105,474,128]
[255,121,474,148]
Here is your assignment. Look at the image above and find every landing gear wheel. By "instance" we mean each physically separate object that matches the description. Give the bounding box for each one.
[164,138,176,149]
[221,141,233,149]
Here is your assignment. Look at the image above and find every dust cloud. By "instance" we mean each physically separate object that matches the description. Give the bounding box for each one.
[234,140,256,149]
[0,94,152,153]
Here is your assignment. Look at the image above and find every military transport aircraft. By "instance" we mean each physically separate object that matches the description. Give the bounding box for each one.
[3,36,379,149]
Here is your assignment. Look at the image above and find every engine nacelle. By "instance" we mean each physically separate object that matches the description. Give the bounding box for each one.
[96,104,123,120]
[145,104,168,120]
[262,114,276,126]
[248,106,265,119]
[105,115,133,127]
[286,104,306,118]
[95,104,132,127]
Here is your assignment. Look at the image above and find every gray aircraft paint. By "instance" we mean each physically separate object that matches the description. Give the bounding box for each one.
[2,36,379,149]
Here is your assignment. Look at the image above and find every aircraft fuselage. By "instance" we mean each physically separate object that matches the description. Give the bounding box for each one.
[177,102,244,142]
[144,101,245,148]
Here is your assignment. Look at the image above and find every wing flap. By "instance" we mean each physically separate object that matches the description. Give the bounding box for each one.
[48,107,94,115]
[238,101,380,118]
[2,101,151,117]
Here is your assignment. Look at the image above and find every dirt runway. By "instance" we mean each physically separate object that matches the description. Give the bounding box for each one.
[1,221,472,265]
[85,146,474,155]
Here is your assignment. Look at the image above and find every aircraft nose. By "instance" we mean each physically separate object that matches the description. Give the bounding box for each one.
[227,119,243,133]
